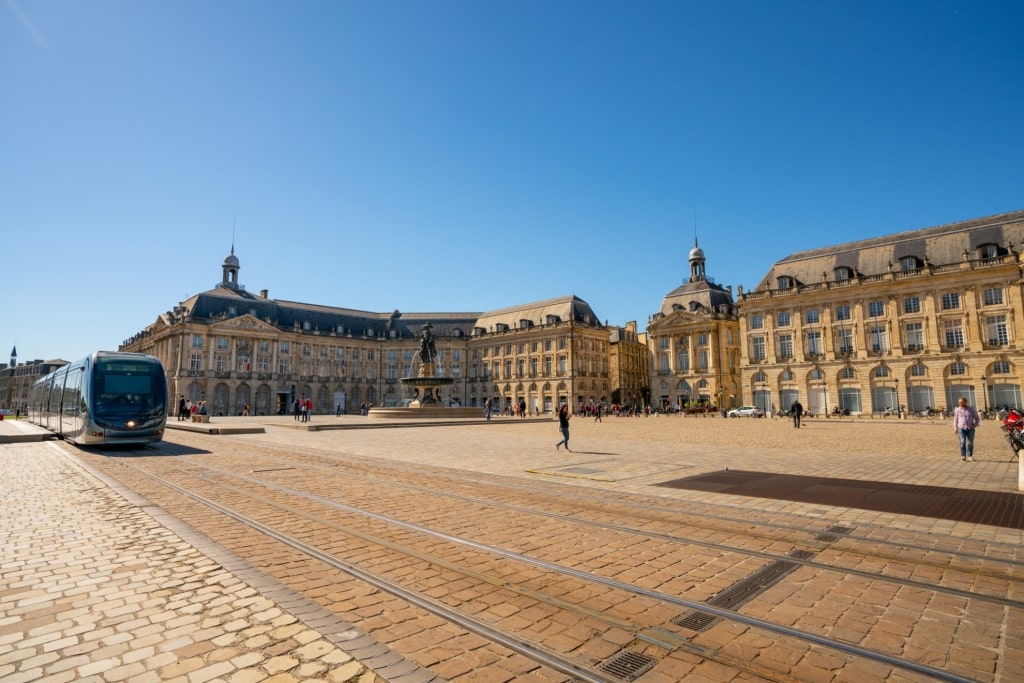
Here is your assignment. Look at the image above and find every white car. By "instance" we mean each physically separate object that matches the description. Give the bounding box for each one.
[728,406,764,418]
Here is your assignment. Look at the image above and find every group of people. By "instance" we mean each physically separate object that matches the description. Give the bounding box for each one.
[293,397,314,422]
[176,395,209,421]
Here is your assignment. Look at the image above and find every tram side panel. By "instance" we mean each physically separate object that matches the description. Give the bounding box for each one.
[61,364,86,442]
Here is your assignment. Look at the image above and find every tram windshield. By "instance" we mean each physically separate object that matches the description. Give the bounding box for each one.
[92,358,167,420]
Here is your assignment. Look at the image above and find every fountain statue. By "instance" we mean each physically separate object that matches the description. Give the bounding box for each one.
[368,322,484,419]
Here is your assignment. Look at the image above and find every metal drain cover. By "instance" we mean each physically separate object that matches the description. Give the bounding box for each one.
[599,651,657,681]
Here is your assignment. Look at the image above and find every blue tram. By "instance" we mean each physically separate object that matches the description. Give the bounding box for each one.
[29,351,168,445]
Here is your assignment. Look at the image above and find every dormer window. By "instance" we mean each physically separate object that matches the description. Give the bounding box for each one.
[302,321,311,331]
[898,256,922,272]
[834,266,854,281]
[978,243,1000,259]
[453,328,464,338]
[519,319,533,329]
[546,315,561,324]
[777,276,794,290]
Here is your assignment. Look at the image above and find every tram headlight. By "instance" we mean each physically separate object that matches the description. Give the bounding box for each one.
[126,420,136,428]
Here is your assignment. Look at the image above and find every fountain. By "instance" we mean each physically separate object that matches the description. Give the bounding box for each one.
[368,323,484,419]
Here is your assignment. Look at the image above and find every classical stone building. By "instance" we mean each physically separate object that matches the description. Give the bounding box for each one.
[120,250,644,415]
[646,241,741,411]
[608,321,649,409]
[0,347,68,413]
[736,209,1024,416]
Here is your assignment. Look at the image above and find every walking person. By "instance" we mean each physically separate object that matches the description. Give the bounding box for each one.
[177,395,188,421]
[555,403,571,452]
[952,396,980,461]
[790,399,803,428]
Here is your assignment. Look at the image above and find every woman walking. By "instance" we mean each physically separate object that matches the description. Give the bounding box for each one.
[555,403,571,452]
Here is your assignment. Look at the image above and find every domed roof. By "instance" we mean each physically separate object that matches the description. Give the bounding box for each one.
[689,244,705,260]
[223,249,240,268]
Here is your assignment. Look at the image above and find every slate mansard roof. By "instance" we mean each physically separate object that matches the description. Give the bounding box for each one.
[754,209,1024,291]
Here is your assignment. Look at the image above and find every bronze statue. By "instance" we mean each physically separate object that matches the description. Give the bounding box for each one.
[418,323,436,364]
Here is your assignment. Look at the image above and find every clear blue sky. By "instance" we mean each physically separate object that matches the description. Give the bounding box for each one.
[3,0,1022,364]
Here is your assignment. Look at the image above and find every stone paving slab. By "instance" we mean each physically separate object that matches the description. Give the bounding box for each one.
[0,441,429,683]
[3,413,1022,682]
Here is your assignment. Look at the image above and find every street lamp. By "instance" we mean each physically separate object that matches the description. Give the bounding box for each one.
[981,375,988,413]
[894,377,900,419]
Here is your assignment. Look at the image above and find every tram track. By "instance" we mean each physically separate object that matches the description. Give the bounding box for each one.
[155,436,1019,593]
[71,437,1014,682]
[167,438,1024,596]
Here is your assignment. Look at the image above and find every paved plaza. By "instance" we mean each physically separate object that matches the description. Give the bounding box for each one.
[1,413,1021,682]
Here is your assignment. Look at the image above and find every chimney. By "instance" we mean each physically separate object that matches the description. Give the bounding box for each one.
[260,289,269,299]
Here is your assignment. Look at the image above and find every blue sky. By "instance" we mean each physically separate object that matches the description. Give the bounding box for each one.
[3,0,1022,364]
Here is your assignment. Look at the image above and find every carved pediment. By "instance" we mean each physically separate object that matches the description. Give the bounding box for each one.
[209,314,279,333]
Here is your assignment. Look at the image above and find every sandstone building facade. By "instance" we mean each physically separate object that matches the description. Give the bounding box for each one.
[736,209,1024,416]
[118,251,646,415]
[646,241,741,411]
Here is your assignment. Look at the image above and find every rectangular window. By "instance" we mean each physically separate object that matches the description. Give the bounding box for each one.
[869,324,887,353]
[903,297,921,314]
[943,319,964,348]
[217,338,228,350]
[504,360,512,379]
[451,364,461,378]
[983,288,1004,306]
[868,301,885,318]
[258,357,269,372]
[216,355,228,371]
[192,336,203,349]
[386,364,396,380]
[941,292,960,310]
[805,308,820,324]
[987,315,1008,346]
[777,334,793,359]
[189,354,202,371]
[280,342,290,354]
[905,322,924,350]
[835,305,851,321]
[659,337,670,350]
[278,359,290,374]
[837,328,854,355]
[776,312,791,327]
[259,340,270,353]
[335,348,345,360]
[750,315,764,330]
[544,357,552,375]
[677,350,690,371]
[751,336,766,361]
[698,349,709,370]
[697,333,709,346]
[993,360,1010,374]
[806,331,822,356]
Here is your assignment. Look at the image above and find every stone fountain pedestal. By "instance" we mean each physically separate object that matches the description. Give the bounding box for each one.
[368,362,484,419]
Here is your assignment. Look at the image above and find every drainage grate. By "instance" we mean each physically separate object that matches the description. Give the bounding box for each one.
[599,651,658,682]
[815,524,854,543]
[673,611,719,631]
[674,549,813,632]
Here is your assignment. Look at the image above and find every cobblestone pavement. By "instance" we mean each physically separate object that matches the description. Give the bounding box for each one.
[1,414,1021,682]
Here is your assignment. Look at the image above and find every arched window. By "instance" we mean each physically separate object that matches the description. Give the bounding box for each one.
[752,371,767,383]
[841,367,856,379]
